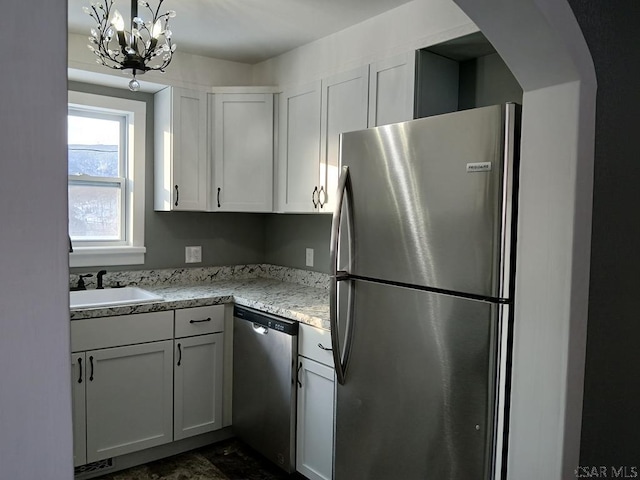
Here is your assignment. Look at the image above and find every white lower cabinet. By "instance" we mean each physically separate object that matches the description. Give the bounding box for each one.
[85,341,174,462]
[173,305,226,440]
[174,332,225,440]
[297,324,335,480]
[296,357,335,480]
[72,340,174,465]
[71,311,175,465]
[71,353,87,467]
[71,307,226,467]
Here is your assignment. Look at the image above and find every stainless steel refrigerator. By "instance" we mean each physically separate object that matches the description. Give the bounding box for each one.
[330,103,520,480]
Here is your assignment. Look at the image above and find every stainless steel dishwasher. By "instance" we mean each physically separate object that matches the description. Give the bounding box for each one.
[232,305,298,473]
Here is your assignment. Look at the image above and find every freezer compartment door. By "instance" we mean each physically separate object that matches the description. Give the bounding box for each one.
[340,103,518,298]
[334,279,499,480]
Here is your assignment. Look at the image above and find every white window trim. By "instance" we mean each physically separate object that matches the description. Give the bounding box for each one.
[68,91,146,267]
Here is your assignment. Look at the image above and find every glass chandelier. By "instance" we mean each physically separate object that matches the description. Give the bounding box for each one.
[84,0,177,91]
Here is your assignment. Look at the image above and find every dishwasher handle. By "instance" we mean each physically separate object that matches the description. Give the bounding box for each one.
[252,323,268,335]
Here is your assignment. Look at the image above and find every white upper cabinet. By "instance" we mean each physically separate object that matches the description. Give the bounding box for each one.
[278,59,422,213]
[155,53,418,215]
[368,52,416,127]
[278,82,322,213]
[155,88,275,213]
[154,87,208,211]
[319,66,370,213]
[210,93,274,212]
[276,67,369,215]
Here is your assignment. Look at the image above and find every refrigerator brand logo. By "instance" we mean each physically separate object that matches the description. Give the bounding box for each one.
[466,162,492,173]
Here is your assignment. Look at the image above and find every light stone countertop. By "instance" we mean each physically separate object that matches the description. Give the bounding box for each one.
[70,277,331,330]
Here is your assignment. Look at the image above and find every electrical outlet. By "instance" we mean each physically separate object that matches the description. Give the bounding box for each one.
[185,246,202,263]
[305,248,314,267]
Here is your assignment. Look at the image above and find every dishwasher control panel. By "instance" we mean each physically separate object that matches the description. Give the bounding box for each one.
[233,305,299,336]
[268,321,287,333]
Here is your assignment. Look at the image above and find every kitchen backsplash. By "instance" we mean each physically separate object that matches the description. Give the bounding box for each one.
[69,264,329,290]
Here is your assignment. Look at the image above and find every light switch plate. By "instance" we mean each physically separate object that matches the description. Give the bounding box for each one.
[185,246,202,263]
[305,248,314,267]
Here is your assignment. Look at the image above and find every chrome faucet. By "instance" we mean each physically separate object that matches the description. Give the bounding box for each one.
[96,270,107,289]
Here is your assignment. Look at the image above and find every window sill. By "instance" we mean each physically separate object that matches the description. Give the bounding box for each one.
[69,246,146,268]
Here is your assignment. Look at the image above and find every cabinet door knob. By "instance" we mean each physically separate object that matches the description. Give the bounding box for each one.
[174,185,179,207]
[317,343,332,351]
[89,355,94,382]
[177,343,182,366]
[312,186,318,208]
[217,187,221,208]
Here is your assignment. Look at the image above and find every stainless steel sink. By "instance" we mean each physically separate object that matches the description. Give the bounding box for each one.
[70,287,163,310]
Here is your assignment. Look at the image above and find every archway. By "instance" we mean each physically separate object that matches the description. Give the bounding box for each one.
[450,0,596,478]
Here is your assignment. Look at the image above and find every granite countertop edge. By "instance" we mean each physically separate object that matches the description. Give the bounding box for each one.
[70,277,331,330]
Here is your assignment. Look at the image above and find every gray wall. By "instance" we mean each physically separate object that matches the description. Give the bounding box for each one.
[148,212,265,269]
[415,50,523,118]
[0,1,73,477]
[264,214,332,273]
[568,0,640,468]
[68,81,266,272]
[458,53,523,109]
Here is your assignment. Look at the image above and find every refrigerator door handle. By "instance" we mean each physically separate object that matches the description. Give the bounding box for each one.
[330,165,355,385]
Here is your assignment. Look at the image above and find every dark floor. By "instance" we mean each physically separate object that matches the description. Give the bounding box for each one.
[94,439,307,480]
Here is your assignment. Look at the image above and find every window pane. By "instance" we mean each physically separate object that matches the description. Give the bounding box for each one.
[69,182,122,241]
[68,115,121,177]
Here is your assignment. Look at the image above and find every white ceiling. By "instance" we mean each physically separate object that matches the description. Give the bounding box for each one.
[68,0,415,64]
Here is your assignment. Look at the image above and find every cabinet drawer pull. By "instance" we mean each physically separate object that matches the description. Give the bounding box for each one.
[77,357,83,384]
[89,355,94,382]
[312,186,318,208]
[177,343,182,366]
[297,362,303,388]
[317,343,332,351]
[174,185,179,207]
[189,317,212,324]
[217,187,221,208]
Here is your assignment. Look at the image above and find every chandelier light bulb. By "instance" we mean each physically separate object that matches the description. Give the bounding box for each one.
[151,19,162,39]
[111,9,125,31]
